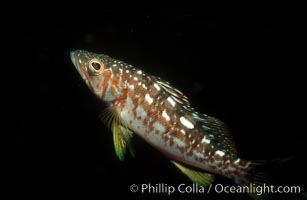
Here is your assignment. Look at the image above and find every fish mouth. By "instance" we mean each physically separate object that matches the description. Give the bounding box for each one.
[70,51,79,69]
[70,51,86,80]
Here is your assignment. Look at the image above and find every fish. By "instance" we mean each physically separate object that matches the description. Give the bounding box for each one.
[70,50,272,198]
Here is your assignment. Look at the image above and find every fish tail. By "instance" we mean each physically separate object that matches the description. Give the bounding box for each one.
[237,157,293,200]
[247,157,293,184]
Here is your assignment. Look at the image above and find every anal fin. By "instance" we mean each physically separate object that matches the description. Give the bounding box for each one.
[172,161,214,186]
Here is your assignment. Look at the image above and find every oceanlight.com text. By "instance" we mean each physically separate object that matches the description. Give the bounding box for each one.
[214,183,301,196]
[130,183,301,196]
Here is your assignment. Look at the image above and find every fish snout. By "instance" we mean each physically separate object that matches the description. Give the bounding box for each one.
[70,50,87,81]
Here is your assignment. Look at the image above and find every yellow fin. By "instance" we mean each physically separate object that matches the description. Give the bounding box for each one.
[172,161,214,186]
[101,108,134,161]
[119,124,135,158]
[113,122,135,160]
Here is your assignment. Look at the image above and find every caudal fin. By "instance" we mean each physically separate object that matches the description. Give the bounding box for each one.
[240,157,293,200]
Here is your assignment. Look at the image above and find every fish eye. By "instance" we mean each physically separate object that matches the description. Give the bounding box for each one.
[88,59,104,75]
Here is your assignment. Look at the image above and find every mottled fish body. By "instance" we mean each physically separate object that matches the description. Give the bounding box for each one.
[70,50,266,193]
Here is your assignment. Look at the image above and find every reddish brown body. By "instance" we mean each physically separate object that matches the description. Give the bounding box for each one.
[70,50,255,186]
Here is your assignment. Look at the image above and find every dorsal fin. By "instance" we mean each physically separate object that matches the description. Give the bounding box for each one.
[156,79,190,106]
[199,113,237,156]
[155,78,236,156]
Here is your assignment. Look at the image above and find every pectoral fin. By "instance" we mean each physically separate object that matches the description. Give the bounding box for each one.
[172,161,214,186]
[101,108,134,161]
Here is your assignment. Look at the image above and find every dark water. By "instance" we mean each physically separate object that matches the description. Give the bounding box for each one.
[16,4,305,199]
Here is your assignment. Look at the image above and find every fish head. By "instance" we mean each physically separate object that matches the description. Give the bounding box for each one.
[70,50,113,98]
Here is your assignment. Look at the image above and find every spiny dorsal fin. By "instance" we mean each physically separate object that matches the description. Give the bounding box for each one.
[101,108,135,161]
[156,79,190,106]
[171,161,214,186]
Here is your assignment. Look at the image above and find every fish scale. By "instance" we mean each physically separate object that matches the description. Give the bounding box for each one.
[70,50,271,198]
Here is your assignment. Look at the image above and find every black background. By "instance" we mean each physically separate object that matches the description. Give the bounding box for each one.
[12,3,306,199]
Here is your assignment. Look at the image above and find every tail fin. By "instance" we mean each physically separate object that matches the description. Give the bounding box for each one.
[248,157,293,184]
[240,157,293,200]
